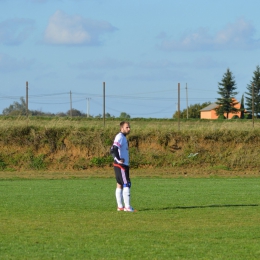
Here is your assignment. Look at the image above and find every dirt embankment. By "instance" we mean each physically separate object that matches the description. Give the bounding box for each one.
[1,126,260,178]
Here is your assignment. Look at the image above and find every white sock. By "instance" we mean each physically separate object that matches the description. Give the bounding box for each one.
[123,187,131,208]
[115,188,123,208]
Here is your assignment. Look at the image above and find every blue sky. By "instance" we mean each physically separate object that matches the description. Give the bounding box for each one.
[0,0,260,118]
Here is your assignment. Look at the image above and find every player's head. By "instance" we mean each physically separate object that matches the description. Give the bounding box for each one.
[120,121,130,135]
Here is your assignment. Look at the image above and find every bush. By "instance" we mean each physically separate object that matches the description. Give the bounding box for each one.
[89,156,113,167]
[244,113,252,119]
[217,115,226,120]
[29,154,47,170]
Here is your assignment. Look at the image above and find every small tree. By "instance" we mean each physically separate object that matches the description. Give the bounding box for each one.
[173,102,212,119]
[105,113,115,118]
[95,114,102,118]
[66,108,82,117]
[215,68,239,119]
[245,65,260,117]
[56,112,67,117]
[2,97,27,116]
[119,112,131,119]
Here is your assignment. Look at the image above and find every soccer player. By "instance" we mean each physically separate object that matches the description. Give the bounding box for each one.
[110,121,135,212]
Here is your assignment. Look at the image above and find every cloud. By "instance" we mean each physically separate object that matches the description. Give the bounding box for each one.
[0,53,35,72]
[0,18,35,45]
[159,18,260,51]
[44,10,117,45]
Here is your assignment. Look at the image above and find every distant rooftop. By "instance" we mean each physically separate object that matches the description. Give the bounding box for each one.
[200,103,218,111]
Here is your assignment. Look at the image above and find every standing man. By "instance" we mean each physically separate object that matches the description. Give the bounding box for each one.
[110,121,135,212]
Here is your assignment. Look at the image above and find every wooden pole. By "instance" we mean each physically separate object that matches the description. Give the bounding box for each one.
[186,83,188,119]
[252,83,254,128]
[26,81,28,118]
[70,91,72,117]
[178,83,180,131]
[87,98,90,118]
[103,82,105,127]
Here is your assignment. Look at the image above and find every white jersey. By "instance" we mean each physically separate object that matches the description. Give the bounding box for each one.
[113,132,129,166]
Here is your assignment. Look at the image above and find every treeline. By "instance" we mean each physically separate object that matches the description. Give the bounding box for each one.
[2,97,131,119]
[173,102,212,119]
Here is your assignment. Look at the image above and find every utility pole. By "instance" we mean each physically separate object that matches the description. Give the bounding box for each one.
[178,83,180,131]
[252,83,254,128]
[186,83,188,119]
[70,91,72,117]
[86,98,91,118]
[26,81,28,118]
[103,82,105,127]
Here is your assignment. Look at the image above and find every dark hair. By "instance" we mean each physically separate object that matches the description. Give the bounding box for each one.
[120,121,129,127]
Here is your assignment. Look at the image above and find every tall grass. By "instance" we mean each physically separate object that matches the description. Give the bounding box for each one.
[1,177,260,259]
[0,116,258,130]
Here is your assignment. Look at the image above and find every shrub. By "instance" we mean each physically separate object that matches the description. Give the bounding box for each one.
[89,156,113,167]
[217,115,226,120]
[29,154,47,170]
[244,113,252,119]
[0,158,7,170]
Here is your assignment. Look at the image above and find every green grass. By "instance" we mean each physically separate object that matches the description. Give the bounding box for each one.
[0,116,259,131]
[1,177,260,259]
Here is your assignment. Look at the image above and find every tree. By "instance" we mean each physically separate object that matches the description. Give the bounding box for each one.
[2,97,27,116]
[245,65,260,117]
[105,113,115,118]
[173,102,212,119]
[119,112,131,119]
[56,112,67,117]
[215,68,239,119]
[95,114,102,118]
[66,108,82,117]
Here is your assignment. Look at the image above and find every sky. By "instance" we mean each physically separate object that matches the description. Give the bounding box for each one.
[0,0,260,118]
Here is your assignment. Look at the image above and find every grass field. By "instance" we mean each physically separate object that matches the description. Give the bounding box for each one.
[0,116,259,131]
[1,176,260,259]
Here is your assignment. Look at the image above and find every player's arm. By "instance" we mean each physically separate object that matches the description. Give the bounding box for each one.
[110,145,124,163]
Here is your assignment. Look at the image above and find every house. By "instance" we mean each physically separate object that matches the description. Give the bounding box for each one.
[200,99,242,119]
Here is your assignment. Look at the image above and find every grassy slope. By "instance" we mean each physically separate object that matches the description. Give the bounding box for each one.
[1,117,260,174]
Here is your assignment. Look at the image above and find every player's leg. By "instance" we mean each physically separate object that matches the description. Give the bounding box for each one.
[122,166,135,212]
[123,183,131,209]
[114,165,124,211]
[115,183,124,211]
